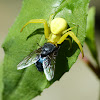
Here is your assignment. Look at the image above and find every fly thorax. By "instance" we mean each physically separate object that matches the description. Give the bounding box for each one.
[41,43,57,57]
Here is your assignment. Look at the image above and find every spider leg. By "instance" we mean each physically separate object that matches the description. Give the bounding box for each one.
[62,25,79,34]
[20,19,50,39]
[57,31,84,57]
[49,14,55,26]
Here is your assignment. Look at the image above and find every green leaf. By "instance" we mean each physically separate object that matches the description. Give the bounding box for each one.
[2,0,90,100]
[86,7,99,65]
[0,64,3,100]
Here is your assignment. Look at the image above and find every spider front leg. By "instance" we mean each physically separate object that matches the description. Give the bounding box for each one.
[57,31,84,57]
[49,14,54,25]
[20,19,50,39]
[49,13,56,26]
[62,25,79,34]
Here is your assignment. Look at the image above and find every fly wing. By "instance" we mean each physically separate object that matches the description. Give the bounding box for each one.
[17,47,42,70]
[43,50,57,81]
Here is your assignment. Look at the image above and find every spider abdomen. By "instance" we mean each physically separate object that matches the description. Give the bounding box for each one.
[50,18,67,34]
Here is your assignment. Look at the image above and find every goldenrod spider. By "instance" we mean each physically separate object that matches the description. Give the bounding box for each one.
[20,15,84,57]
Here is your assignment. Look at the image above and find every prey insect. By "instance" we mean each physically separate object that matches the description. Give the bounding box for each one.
[17,14,84,81]
[17,43,58,81]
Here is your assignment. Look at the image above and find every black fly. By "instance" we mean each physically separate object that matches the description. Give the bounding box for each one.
[17,43,58,81]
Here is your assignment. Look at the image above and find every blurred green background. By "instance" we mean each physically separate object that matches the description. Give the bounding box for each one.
[0,0,100,100]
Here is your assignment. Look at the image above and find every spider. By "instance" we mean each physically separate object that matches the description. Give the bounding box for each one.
[20,15,84,57]
[17,15,84,81]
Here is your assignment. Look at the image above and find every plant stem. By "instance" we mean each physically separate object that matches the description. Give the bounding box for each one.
[79,53,100,79]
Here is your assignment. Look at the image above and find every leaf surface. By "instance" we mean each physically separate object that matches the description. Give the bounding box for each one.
[2,0,90,99]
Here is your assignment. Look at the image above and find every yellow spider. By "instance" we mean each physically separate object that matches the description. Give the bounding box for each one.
[20,15,84,57]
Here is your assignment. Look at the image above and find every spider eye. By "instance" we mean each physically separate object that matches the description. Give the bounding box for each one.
[50,18,67,34]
